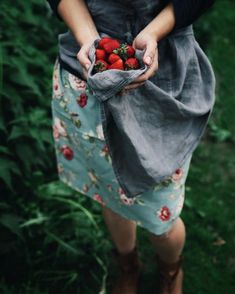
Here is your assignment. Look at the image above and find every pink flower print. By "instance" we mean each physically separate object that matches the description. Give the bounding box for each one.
[53,117,68,141]
[68,73,87,90]
[60,145,74,160]
[171,168,184,182]
[157,206,171,221]
[100,144,112,163]
[93,193,105,206]
[118,187,136,206]
[76,93,88,108]
[118,187,125,195]
[53,125,60,140]
[52,71,63,98]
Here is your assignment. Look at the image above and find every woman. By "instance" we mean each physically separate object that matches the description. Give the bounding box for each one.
[47,0,216,293]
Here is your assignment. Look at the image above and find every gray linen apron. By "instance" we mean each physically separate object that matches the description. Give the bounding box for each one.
[57,0,216,198]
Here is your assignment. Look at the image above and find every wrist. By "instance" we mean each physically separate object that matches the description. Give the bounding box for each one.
[142,22,171,43]
[139,27,160,43]
[75,32,100,47]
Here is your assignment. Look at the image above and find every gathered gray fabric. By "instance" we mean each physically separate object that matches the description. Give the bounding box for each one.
[56,0,216,198]
[85,26,216,198]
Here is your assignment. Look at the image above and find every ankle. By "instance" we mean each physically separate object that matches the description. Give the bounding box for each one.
[115,246,136,255]
[156,253,184,271]
[111,245,143,273]
[156,253,184,264]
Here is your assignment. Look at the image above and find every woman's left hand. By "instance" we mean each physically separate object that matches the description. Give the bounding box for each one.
[123,32,158,91]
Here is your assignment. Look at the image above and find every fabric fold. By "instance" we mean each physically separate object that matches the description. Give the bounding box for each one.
[86,27,216,198]
[87,39,149,101]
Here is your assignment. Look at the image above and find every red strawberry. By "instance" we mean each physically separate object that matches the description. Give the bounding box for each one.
[109,59,124,70]
[125,45,135,57]
[108,53,121,64]
[103,39,120,54]
[98,37,113,49]
[125,57,140,70]
[113,44,135,60]
[60,145,74,160]
[94,59,109,73]
[95,49,106,60]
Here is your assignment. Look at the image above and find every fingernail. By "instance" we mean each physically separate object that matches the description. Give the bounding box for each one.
[85,64,90,70]
[145,56,152,65]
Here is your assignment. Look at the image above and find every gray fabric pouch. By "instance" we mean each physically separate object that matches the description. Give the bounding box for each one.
[87,37,216,198]
[87,39,149,101]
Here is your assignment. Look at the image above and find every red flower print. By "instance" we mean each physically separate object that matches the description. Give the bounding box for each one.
[60,145,74,160]
[172,168,183,181]
[118,187,125,195]
[157,206,171,221]
[53,117,68,141]
[68,73,87,90]
[76,93,88,108]
[53,81,62,98]
[100,144,110,157]
[118,187,136,205]
[102,144,109,154]
[93,193,105,206]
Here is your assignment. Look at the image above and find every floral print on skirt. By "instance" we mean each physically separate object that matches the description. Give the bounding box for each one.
[51,57,193,236]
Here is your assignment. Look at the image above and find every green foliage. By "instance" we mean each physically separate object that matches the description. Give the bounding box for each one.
[0,0,61,193]
[0,0,234,293]
[0,1,109,292]
[194,0,235,140]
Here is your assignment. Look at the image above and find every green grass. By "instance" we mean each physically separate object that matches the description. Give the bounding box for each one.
[0,1,235,293]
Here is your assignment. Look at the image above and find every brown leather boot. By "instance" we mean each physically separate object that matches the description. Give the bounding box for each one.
[155,253,184,294]
[110,246,144,294]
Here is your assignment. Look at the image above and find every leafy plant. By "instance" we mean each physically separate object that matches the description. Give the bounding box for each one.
[0,1,234,293]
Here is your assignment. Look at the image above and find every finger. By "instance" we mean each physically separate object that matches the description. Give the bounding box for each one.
[134,54,158,83]
[124,82,145,90]
[82,68,88,81]
[143,40,157,66]
[77,48,91,70]
[135,65,157,83]
[117,89,127,96]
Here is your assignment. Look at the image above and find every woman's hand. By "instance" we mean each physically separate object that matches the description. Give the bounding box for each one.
[57,0,100,80]
[123,32,158,91]
[123,2,176,91]
[76,38,98,80]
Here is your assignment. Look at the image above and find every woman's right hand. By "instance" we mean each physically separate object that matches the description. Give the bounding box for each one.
[56,0,100,80]
[76,38,98,80]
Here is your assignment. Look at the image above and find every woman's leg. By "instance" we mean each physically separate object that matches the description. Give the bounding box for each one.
[148,217,186,263]
[101,206,185,293]
[147,217,185,293]
[101,205,137,254]
[101,205,186,261]
[101,206,142,293]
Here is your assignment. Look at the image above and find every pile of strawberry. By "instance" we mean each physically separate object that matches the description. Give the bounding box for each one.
[93,37,140,73]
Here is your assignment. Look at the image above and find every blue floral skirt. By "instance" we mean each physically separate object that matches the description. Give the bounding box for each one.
[51,57,193,236]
